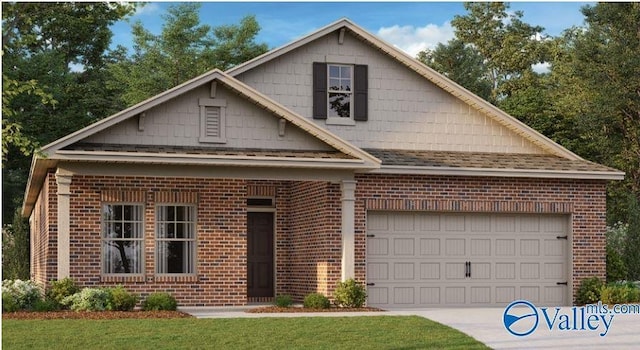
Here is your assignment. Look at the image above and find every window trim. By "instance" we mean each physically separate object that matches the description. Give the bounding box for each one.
[154,204,197,276]
[100,202,145,276]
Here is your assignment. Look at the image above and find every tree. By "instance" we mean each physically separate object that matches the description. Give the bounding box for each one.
[109,4,268,106]
[451,2,549,104]
[417,39,491,101]
[624,195,640,280]
[2,2,136,224]
[2,209,31,280]
[549,3,640,223]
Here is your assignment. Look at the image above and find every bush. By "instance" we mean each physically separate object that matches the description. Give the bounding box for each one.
[46,277,80,309]
[575,277,604,305]
[107,286,138,311]
[2,279,42,311]
[33,297,60,312]
[62,288,111,312]
[601,282,640,304]
[142,292,177,311]
[606,245,628,282]
[303,293,330,309]
[274,294,293,308]
[334,278,367,308]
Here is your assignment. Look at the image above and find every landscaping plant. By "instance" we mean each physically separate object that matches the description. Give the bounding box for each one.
[303,292,330,309]
[2,279,42,312]
[142,292,177,311]
[46,277,80,309]
[62,288,112,311]
[274,294,293,308]
[334,278,367,308]
[575,277,604,305]
[107,286,139,311]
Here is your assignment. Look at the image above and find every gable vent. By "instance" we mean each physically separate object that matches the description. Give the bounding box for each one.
[204,107,221,138]
[199,98,227,144]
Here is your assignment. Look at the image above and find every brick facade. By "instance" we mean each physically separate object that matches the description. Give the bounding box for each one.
[30,172,608,306]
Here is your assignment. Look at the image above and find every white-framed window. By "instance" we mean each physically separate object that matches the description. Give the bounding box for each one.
[327,64,353,120]
[155,205,196,274]
[101,204,144,274]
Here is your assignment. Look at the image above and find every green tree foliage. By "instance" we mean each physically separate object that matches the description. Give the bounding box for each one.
[550,2,640,223]
[624,195,640,280]
[417,39,491,101]
[450,2,549,104]
[109,3,268,106]
[1,2,136,224]
[2,209,31,280]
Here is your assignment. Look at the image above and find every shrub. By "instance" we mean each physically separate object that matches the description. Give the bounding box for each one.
[33,297,60,312]
[303,292,330,309]
[274,294,293,308]
[606,245,628,283]
[2,279,42,311]
[601,282,640,304]
[142,292,177,311]
[575,277,604,305]
[47,277,80,309]
[107,286,138,311]
[334,278,367,308]
[62,288,111,312]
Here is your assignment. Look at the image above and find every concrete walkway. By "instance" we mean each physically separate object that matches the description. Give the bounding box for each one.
[181,306,640,349]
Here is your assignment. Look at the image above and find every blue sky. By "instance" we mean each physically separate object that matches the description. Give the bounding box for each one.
[111,2,592,57]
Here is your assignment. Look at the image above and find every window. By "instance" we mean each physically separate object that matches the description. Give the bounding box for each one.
[313,62,368,122]
[328,64,353,119]
[102,204,144,274]
[156,205,196,274]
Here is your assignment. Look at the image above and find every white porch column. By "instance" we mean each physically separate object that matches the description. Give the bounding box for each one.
[56,169,73,279]
[341,180,357,281]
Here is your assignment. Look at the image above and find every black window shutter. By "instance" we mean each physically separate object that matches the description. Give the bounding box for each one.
[313,62,327,119]
[354,64,368,121]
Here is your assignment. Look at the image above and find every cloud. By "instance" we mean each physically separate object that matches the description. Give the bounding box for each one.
[376,22,455,58]
[133,3,161,17]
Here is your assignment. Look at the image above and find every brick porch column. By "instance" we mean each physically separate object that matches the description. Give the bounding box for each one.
[56,169,72,279]
[341,180,356,280]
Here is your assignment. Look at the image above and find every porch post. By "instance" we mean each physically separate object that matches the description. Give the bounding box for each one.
[341,180,356,281]
[56,169,73,279]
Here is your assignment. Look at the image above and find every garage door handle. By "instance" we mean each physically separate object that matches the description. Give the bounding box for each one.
[556,282,568,286]
[366,283,375,286]
[465,261,471,278]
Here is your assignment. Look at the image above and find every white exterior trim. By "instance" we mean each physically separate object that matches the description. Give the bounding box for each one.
[341,180,357,281]
[55,169,73,279]
[369,165,625,180]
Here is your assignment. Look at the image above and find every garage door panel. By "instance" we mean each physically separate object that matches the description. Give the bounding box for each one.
[420,238,440,256]
[496,239,516,256]
[394,262,415,280]
[367,212,569,308]
[420,262,440,279]
[394,238,415,255]
[367,238,389,256]
[445,239,466,255]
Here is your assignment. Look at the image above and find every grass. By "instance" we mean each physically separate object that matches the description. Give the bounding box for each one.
[2,316,489,349]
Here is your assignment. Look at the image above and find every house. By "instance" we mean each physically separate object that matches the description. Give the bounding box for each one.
[22,19,623,308]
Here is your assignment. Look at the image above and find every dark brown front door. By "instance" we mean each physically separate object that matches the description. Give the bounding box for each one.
[247,212,274,298]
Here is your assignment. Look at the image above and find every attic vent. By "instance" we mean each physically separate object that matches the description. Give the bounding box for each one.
[199,97,227,143]
[204,107,221,138]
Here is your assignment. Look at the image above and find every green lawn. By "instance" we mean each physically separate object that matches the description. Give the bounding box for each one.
[2,316,489,349]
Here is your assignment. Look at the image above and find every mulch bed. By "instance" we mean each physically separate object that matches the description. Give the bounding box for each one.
[2,310,193,320]
[246,306,384,313]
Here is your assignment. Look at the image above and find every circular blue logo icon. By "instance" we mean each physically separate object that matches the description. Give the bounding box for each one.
[503,300,539,337]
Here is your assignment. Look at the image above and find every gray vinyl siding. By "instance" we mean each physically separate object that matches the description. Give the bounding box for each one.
[236,31,544,154]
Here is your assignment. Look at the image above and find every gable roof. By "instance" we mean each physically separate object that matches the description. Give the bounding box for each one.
[22,69,381,216]
[227,18,581,161]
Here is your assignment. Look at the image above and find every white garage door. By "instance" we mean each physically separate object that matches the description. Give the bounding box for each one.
[366,212,569,308]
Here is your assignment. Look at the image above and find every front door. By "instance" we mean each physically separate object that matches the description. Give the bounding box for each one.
[247,212,274,298]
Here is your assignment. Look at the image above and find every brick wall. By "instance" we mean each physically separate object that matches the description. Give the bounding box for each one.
[67,175,247,307]
[354,174,608,302]
[30,171,58,286]
[284,181,342,300]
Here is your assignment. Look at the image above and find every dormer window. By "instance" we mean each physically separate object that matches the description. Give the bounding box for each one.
[313,62,367,124]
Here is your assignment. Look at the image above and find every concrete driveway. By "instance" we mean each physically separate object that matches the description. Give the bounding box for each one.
[392,307,640,349]
[183,306,639,349]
